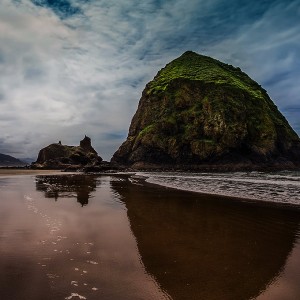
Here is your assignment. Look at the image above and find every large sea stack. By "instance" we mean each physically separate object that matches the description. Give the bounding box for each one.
[112,51,300,170]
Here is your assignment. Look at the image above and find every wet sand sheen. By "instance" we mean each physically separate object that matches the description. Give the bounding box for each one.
[0,174,169,300]
[112,177,300,300]
[0,173,300,299]
[0,169,67,176]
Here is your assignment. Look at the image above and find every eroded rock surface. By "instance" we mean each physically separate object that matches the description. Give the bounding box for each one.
[112,51,300,170]
[32,136,102,170]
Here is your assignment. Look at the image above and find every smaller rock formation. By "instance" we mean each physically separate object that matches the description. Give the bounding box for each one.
[32,136,103,170]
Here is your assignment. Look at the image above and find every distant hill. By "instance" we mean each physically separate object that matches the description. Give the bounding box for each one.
[0,153,26,166]
[112,51,300,170]
[20,157,36,164]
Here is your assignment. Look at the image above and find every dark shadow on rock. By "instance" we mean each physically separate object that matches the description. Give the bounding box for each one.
[110,177,300,300]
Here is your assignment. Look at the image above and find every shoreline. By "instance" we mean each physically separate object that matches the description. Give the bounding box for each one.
[1,169,299,212]
[0,169,78,176]
[146,179,300,212]
[1,163,300,173]
[128,173,300,212]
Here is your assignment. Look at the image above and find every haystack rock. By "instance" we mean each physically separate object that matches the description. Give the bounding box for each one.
[112,51,300,171]
[32,136,102,170]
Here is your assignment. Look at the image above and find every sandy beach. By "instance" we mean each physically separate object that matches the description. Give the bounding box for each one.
[0,169,76,176]
[0,172,299,300]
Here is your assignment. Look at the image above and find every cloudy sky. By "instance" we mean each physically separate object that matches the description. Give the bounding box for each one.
[0,0,299,160]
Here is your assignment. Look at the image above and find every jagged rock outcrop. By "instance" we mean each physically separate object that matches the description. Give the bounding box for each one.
[32,136,102,170]
[112,51,300,170]
[80,135,97,154]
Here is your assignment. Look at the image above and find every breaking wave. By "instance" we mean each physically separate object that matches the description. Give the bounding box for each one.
[137,171,300,206]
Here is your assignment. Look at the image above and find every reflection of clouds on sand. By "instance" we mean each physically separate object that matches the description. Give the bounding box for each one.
[71,280,78,286]
[24,192,100,298]
[86,260,98,265]
[25,194,63,235]
[1,174,172,299]
[65,293,87,300]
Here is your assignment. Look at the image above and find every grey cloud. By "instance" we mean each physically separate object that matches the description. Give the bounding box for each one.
[24,67,46,81]
[0,137,23,156]
[0,0,299,160]
[0,93,5,101]
[0,51,5,64]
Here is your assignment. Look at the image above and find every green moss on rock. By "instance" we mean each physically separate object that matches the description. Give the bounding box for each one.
[147,51,264,99]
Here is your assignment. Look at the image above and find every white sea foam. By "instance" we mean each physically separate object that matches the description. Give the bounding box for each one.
[137,171,300,206]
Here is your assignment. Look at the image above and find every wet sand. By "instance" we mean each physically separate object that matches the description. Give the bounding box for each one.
[0,169,70,176]
[0,173,300,299]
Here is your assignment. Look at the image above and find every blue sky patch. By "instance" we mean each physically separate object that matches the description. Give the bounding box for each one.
[31,0,82,18]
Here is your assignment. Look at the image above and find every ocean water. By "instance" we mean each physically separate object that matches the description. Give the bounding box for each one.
[138,171,300,207]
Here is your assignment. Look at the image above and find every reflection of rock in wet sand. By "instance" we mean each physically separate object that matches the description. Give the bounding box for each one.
[35,175,98,207]
[111,177,300,300]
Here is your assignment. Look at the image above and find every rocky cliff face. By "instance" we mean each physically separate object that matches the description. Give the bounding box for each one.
[33,136,102,169]
[112,51,300,170]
